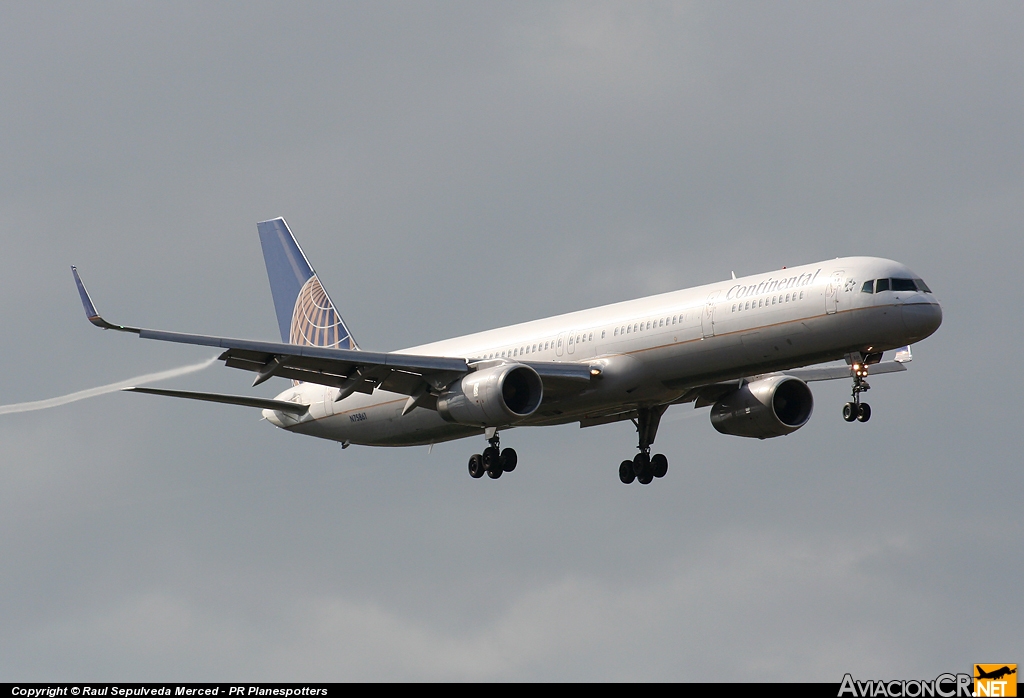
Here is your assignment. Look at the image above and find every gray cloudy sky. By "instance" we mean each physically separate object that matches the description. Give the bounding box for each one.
[1,1,1021,681]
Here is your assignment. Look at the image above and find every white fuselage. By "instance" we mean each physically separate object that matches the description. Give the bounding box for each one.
[264,256,941,446]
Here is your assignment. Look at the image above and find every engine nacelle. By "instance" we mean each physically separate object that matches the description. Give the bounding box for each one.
[710,375,814,439]
[437,363,544,427]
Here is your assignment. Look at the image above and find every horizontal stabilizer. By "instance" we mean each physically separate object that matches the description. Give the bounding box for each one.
[125,387,309,414]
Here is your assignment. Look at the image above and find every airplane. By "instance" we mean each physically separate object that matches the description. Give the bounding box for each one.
[72,218,942,485]
[975,666,1017,681]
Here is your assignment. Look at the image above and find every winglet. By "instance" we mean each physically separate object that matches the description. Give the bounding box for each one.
[71,266,140,333]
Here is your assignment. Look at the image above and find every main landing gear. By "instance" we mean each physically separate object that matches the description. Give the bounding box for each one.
[843,359,872,423]
[468,430,518,480]
[618,405,670,485]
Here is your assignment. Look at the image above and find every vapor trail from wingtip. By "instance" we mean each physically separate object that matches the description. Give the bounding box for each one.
[0,357,218,415]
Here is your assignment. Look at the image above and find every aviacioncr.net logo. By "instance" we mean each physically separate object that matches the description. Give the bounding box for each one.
[838,673,973,697]
[974,665,1017,697]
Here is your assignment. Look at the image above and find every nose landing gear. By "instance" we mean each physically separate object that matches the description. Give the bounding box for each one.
[843,360,872,423]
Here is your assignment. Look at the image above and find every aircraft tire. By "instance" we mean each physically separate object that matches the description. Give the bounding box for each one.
[487,466,502,479]
[637,472,654,485]
[468,454,485,479]
[500,448,518,472]
[618,460,636,484]
[632,452,651,478]
[843,402,858,422]
[857,403,871,422]
[482,446,499,471]
[651,453,668,479]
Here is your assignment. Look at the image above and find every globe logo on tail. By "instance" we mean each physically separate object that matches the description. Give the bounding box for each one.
[289,275,353,349]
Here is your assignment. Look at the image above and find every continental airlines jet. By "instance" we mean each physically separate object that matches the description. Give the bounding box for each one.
[72,218,942,485]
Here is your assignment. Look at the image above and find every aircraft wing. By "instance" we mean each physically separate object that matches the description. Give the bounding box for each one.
[73,267,595,405]
[675,356,909,408]
[781,360,907,382]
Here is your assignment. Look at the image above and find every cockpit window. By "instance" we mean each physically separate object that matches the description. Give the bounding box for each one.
[861,280,874,293]
[872,277,932,293]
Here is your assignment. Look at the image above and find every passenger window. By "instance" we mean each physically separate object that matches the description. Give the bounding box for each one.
[601,330,605,339]
[862,280,874,293]
[875,278,889,293]
[799,291,804,299]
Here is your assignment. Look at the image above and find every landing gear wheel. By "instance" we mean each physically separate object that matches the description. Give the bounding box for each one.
[618,460,636,484]
[843,402,858,422]
[482,446,500,471]
[487,466,503,479]
[500,448,518,472]
[468,454,484,479]
[651,453,668,479]
[637,472,654,485]
[632,452,652,478]
[857,402,871,422]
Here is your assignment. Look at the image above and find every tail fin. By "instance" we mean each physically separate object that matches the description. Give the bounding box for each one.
[257,218,358,350]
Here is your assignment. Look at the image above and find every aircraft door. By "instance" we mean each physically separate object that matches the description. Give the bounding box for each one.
[555,332,565,357]
[701,291,720,339]
[567,331,576,355]
[825,270,843,315]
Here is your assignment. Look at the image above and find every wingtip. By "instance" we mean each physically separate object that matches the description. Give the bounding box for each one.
[71,265,103,324]
[71,266,140,333]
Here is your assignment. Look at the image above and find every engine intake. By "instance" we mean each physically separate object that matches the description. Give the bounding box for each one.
[710,375,813,439]
[437,363,544,427]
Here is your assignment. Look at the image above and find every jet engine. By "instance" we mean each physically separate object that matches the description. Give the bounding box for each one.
[710,375,813,439]
[437,363,544,427]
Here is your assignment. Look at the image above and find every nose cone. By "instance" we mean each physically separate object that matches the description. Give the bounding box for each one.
[901,301,942,341]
